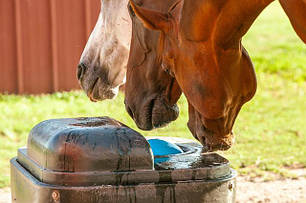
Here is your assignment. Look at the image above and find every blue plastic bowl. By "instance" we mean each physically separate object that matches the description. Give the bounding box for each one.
[147,139,183,157]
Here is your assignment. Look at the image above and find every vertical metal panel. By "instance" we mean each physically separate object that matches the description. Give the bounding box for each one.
[19,0,54,94]
[14,0,24,94]
[88,0,101,30]
[84,0,101,37]
[0,0,100,94]
[0,0,18,93]
[49,0,60,92]
[84,0,93,38]
[55,0,88,92]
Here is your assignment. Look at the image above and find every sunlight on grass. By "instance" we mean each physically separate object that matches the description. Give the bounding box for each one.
[243,2,306,82]
[221,74,306,175]
[0,73,305,187]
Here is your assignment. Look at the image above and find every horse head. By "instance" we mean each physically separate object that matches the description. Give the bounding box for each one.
[130,0,259,151]
[124,0,182,130]
[78,0,131,101]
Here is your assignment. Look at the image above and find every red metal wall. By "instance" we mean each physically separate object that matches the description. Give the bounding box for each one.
[0,0,100,94]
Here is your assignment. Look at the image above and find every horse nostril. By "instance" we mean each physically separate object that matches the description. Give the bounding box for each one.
[77,63,88,80]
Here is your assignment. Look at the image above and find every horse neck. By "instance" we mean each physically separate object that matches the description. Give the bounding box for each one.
[180,0,274,48]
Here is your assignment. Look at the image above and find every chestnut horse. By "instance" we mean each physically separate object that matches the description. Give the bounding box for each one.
[124,0,182,130]
[77,0,131,101]
[129,0,306,151]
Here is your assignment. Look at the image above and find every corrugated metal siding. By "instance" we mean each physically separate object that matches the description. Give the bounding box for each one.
[0,0,100,94]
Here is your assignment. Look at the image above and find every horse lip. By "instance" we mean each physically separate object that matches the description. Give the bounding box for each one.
[87,77,99,102]
[135,98,155,131]
[149,99,155,128]
[207,140,232,151]
[139,97,177,130]
[152,102,177,128]
[199,127,234,151]
[132,96,177,131]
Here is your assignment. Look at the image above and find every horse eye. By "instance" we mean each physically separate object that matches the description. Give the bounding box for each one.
[161,63,168,71]
[162,63,174,77]
[128,4,135,17]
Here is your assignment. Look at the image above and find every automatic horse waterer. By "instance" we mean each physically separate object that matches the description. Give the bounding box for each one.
[10,117,236,202]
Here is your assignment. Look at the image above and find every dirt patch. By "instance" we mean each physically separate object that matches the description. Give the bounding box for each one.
[1,175,305,203]
[0,188,10,203]
[236,176,306,203]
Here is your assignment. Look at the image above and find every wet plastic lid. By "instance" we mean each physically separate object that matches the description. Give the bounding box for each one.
[26,117,153,173]
[17,118,232,187]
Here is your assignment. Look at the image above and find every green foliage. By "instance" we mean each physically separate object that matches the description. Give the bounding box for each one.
[0,2,305,188]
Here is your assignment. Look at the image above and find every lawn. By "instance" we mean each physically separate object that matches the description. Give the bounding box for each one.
[0,2,305,188]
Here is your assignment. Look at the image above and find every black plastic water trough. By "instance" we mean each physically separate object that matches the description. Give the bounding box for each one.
[10,117,236,203]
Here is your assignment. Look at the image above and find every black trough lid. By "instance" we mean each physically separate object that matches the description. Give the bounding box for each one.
[26,117,154,172]
[18,117,232,186]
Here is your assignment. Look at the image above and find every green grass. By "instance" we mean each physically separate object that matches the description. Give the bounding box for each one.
[0,2,305,188]
[221,74,306,178]
[243,2,306,82]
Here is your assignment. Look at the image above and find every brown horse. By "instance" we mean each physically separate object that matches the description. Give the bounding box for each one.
[124,0,182,130]
[129,0,306,151]
[77,0,131,101]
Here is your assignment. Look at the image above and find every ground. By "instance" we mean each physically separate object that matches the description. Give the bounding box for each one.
[0,188,9,203]
[236,172,306,203]
[237,178,306,203]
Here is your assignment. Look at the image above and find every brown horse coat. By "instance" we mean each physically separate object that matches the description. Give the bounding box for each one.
[129,0,306,151]
[124,0,182,131]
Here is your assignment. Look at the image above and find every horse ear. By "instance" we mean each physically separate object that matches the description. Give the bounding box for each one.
[129,0,170,32]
